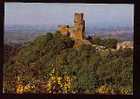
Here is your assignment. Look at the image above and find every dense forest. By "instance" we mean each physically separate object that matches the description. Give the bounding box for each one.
[3,32,133,94]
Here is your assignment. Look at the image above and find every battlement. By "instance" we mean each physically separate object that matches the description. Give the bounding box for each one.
[74,13,84,22]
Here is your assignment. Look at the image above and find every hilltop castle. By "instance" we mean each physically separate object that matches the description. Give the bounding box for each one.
[58,13,85,40]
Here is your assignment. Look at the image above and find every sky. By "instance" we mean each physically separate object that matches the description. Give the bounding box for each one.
[5,3,134,28]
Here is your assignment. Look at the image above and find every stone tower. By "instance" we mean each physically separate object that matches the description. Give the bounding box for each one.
[73,13,85,40]
[58,12,86,40]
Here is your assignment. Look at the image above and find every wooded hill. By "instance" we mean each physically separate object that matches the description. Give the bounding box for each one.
[3,32,133,94]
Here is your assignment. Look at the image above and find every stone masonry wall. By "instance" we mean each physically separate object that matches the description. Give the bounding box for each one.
[57,13,85,40]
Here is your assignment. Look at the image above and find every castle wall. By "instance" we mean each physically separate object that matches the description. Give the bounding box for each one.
[58,25,70,36]
[57,13,86,40]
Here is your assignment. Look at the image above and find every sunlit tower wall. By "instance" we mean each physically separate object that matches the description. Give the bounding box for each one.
[73,13,85,40]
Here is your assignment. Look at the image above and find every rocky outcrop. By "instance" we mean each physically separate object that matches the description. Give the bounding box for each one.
[117,41,133,50]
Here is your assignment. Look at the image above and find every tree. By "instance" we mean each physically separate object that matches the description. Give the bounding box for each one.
[103,38,118,49]
[90,37,118,49]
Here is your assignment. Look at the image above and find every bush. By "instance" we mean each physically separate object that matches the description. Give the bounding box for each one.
[90,37,118,49]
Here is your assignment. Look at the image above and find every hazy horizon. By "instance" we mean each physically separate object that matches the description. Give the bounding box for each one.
[5,3,134,29]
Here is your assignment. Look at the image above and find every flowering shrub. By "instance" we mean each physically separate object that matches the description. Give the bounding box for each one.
[15,67,77,94]
[95,85,133,95]
[45,68,76,94]
[96,85,115,94]
[16,83,35,94]
[15,76,35,94]
[16,84,24,94]
[120,88,129,95]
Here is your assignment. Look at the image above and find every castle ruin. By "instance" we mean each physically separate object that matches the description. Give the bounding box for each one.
[58,13,85,40]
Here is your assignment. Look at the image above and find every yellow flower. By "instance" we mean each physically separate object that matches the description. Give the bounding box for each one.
[47,82,52,90]
[24,84,31,92]
[64,76,70,81]
[57,77,62,81]
[96,85,113,94]
[120,88,129,95]
[31,85,35,89]
[60,84,63,88]
[47,82,51,87]
[51,76,55,80]
[16,84,24,94]
[46,69,74,94]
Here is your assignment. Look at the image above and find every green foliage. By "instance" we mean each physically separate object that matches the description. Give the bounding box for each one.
[90,37,103,45]
[115,48,133,57]
[90,37,118,49]
[4,32,133,94]
[103,38,118,49]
